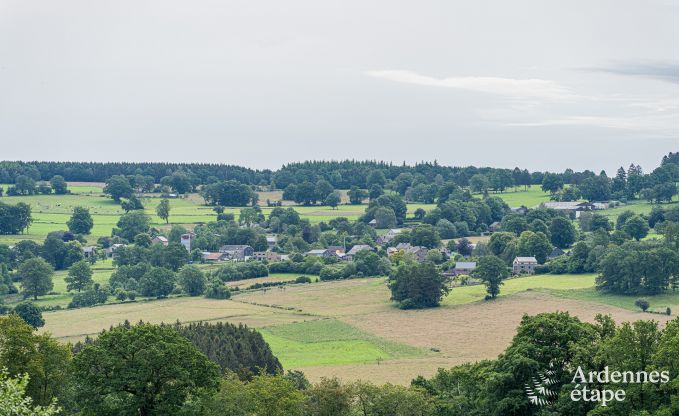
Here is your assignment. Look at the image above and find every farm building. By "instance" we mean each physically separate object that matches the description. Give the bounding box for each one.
[252,251,282,261]
[305,249,333,258]
[218,245,254,261]
[547,247,565,259]
[345,244,375,261]
[105,244,126,258]
[445,261,477,276]
[82,246,97,258]
[376,228,403,245]
[386,243,428,262]
[152,236,168,246]
[203,252,228,262]
[511,206,529,215]
[513,257,538,274]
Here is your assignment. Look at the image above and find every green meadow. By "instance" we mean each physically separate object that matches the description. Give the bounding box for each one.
[260,319,424,368]
[0,185,436,245]
[445,272,679,314]
[489,185,553,208]
[442,273,597,305]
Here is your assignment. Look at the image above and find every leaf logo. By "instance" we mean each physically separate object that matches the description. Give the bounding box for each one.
[525,362,561,407]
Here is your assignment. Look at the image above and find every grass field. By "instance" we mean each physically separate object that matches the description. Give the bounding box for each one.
[38,273,677,384]
[260,319,424,368]
[488,185,553,208]
[0,186,436,245]
[3,259,116,308]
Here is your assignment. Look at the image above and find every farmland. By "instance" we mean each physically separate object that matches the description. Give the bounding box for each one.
[38,272,676,384]
[3,180,664,247]
[0,183,438,245]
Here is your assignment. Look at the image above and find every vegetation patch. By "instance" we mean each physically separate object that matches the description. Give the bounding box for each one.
[260,319,424,368]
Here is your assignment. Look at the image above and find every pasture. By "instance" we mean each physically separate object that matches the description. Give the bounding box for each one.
[38,273,672,384]
[490,185,552,208]
[0,183,437,245]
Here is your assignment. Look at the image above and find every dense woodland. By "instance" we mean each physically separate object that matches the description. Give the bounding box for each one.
[2,152,678,200]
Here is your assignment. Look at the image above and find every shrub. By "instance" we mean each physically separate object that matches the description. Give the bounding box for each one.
[204,280,231,299]
[69,283,109,308]
[114,288,128,301]
[295,276,312,284]
[635,298,650,312]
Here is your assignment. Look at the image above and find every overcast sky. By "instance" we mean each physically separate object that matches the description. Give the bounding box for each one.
[1,0,678,174]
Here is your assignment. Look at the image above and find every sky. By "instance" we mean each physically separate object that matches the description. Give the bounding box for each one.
[1,0,678,174]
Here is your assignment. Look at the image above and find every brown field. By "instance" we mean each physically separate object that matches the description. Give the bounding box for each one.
[41,296,315,343]
[41,278,670,384]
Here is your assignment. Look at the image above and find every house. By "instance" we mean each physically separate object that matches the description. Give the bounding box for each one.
[513,257,538,274]
[452,261,477,276]
[203,252,228,262]
[266,235,278,249]
[511,206,529,215]
[305,249,333,257]
[252,251,282,261]
[539,202,596,218]
[105,244,126,258]
[386,243,428,262]
[152,236,168,246]
[376,229,403,245]
[443,261,477,277]
[180,233,195,252]
[407,246,429,262]
[387,242,411,256]
[218,245,254,261]
[82,246,97,258]
[368,219,377,227]
[326,246,346,259]
[488,222,501,232]
[547,247,565,260]
[345,244,375,261]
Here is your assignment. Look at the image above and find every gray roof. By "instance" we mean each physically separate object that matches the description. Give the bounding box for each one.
[219,245,252,251]
[514,256,538,263]
[347,244,373,255]
[455,262,477,269]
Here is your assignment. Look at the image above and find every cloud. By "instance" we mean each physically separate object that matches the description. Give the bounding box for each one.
[506,114,679,136]
[365,69,575,100]
[587,62,679,83]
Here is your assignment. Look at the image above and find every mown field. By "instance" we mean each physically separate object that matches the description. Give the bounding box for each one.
[488,185,553,207]
[38,272,676,384]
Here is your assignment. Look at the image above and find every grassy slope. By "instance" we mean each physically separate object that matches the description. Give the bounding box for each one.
[260,319,424,367]
[6,259,116,308]
[0,186,436,245]
[489,185,553,208]
[446,272,679,313]
[443,273,597,305]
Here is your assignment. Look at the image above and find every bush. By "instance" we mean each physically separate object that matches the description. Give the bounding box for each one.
[295,276,312,284]
[69,284,109,308]
[114,288,128,301]
[212,261,268,282]
[635,298,650,312]
[13,302,45,328]
[204,280,231,299]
